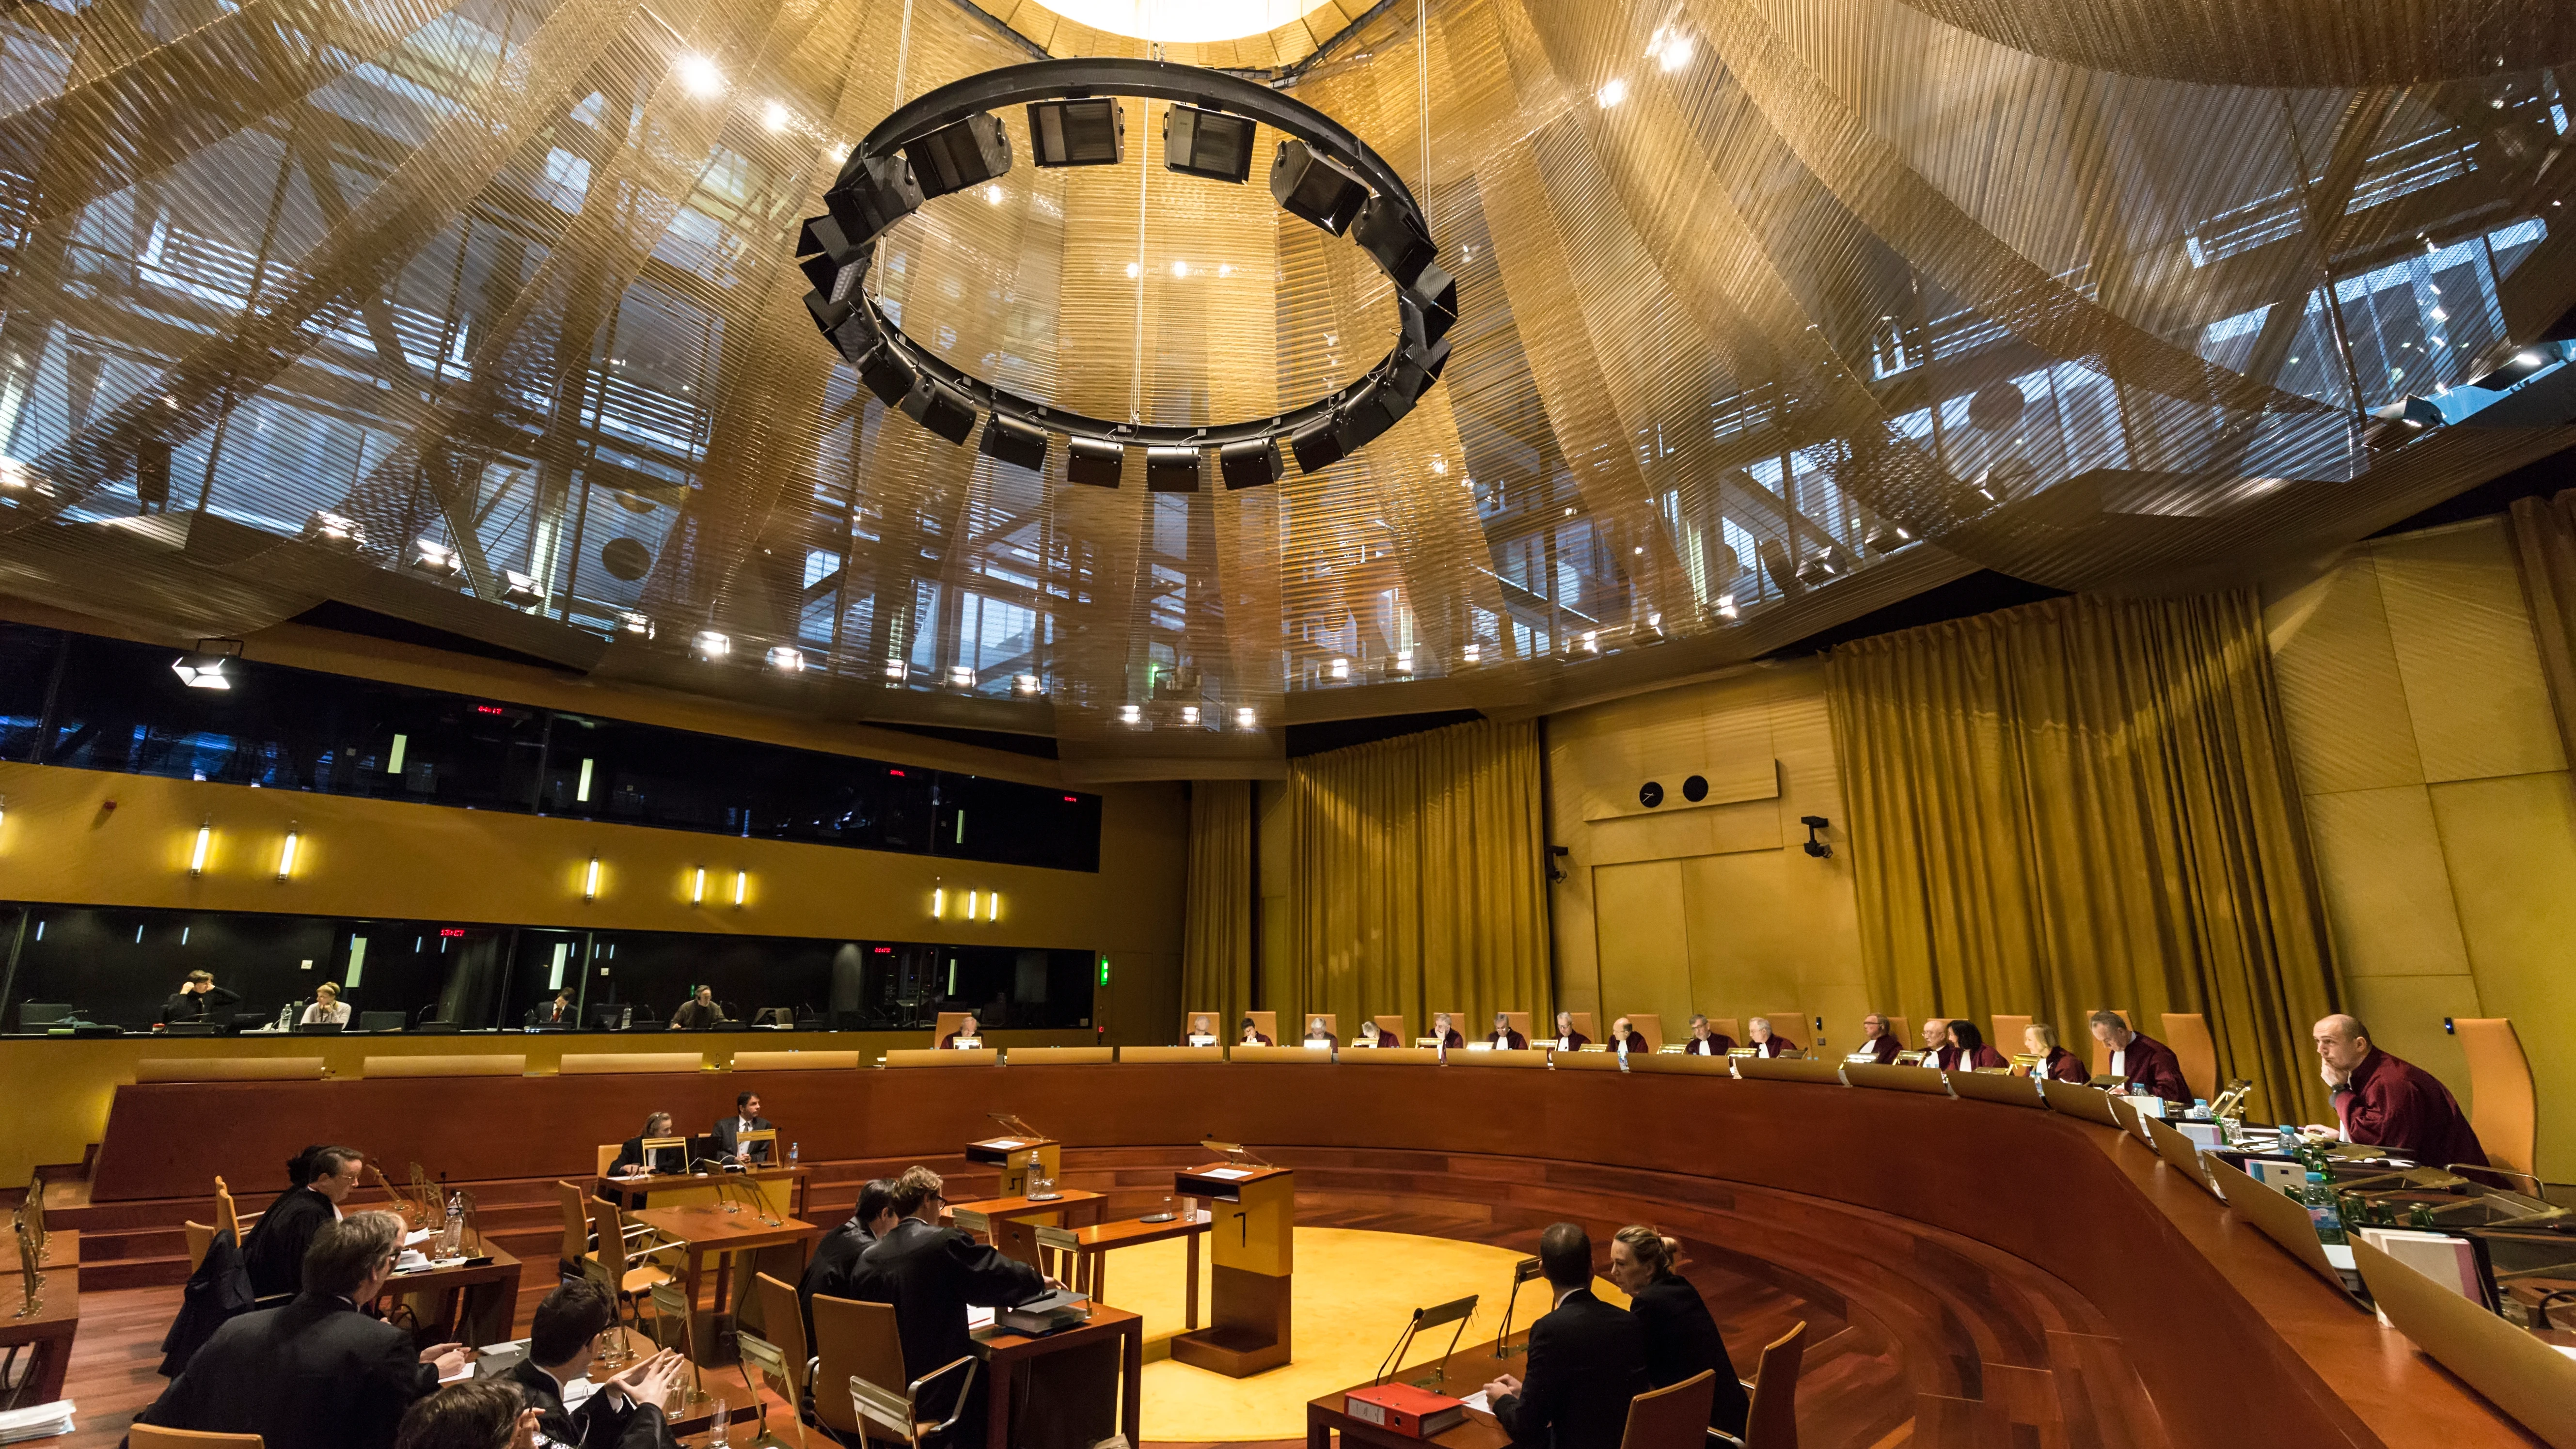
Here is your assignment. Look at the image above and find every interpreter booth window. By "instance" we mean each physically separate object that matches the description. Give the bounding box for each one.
[575,929,844,1028]
[37,631,547,808]
[537,713,938,853]
[1,624,56,762]
[935,772,1103,871]
[0,905,498,1031]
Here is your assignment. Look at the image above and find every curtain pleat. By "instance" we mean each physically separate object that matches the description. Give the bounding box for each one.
[1825,591,2339,1123]
[1179,780,1254,1030]
[2507,488,2576,769]
[1282,719,1552,1038]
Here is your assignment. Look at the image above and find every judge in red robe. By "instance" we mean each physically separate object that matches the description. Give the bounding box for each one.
[1354,1022,1388,1049]
[1854,1015,1903,1065]
[1302,1016,1339,1048]
[1945,1020,2009,1070]
[1430,1013,1466,1049]
[1746,1018,1801,1058]
[2088,1012,2190,1102]
[1915,1018,1957,1070]
[1612,1017,1652,1054]
[2023,1024,2091,1083]
[2312,1015,2486,1167]
[1487,1013,1530,1050]
[939,1015,982,1049]
[1551,1012,1590,1051]
[1237,1016,1274,1047]
[1682,1016,1734,1056]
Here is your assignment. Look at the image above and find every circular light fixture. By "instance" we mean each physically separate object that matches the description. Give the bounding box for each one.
[795,58,1457,492]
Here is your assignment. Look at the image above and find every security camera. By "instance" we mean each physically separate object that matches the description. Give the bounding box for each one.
[1799,815,1832,859]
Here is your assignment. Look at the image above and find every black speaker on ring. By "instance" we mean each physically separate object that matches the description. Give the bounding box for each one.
[1145,445,1205,492]
[1165,105,1257,184]
[857,344,917,407]
[906,112,1011,199]
[1220,437,1284,490]
[1270,139,1369,236]
[1067,436,1124,487]
[979,414,1048,472]
[901,375,977,444]
[1354,194,1437,284]
[1288,412,1346,472]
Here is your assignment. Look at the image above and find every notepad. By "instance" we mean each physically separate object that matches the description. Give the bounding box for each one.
[0,1401,74,1444]
[1200,1167,1252,1180]
[1459,1390,1492,1413]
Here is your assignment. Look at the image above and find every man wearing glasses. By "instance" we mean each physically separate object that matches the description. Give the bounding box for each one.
[851,1166,1053,1433]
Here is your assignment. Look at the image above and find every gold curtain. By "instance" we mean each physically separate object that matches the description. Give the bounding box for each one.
[1179,780,1254,1033]
[1824,591,2339,1123]
[1283,719,1552,1040]
[2508,488,2576,769]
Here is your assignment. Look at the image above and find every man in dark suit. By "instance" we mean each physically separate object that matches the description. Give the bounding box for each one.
[710,1091,774,1165]
[161,969,241,1024]
[507,1279,686,1449]
[799,1178,898,1347]
[242,1145,364,1299]
[1481,1223,1648,1449]
[851,1166,1046,1428]
[135,1211,467,1449]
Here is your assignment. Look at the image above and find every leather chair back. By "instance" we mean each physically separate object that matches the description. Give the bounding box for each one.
[2454,1018,2538,1178]
[2161,1012,2219,1102]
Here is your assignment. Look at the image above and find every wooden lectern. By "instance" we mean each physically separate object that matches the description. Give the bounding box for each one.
[964,1117,1061,1197]
[1169,1158,1293,1377]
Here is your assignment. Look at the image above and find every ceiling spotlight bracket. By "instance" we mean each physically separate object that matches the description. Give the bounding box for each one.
[798,58,1451,485]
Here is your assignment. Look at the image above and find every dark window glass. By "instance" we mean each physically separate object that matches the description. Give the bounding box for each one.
[44,635,546,809]
[0,625,58,762]
[538,716,947,854]
[934,773,1103,870]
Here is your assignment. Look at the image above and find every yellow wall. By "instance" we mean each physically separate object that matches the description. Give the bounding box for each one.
[2264,516,2576,1179]
[1545,658,1872,1051]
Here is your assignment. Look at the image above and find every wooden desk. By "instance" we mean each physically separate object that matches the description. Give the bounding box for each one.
[629,1204,816,1363]
[596,1166,808,1218]
[1171,1163,1292,1378]
[963,1134,1061,1198]
[1069,1212,1210,1329]
[1307,1337,1514,1449]
[949,1190,1106,1272]
[973,1304,1143,1449]
[0,1227,78,1405]
[382,1244,522,1346]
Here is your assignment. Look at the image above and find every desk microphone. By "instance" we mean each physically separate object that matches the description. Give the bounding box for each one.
[722,1177,784,1228]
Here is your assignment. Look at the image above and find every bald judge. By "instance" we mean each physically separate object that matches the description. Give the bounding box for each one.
[2308,1015,2487,1167]
[2088,1011,2191,1103]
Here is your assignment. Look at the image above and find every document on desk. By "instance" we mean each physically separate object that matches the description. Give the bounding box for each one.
[1200,1166,1253,1180]
[968,1306,996,1331]
[1459,1390,1492,1413]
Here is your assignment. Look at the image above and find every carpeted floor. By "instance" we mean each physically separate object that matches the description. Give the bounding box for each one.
[1096,1226,1619,1442]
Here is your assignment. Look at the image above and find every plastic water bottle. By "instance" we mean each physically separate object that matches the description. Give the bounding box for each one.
[619,1004,632,1029]
[2190,1098,2209,1121]
[277,1002,297,1031]
[439,1191,466,1257]
[787,1141,799,1166]
[2302,1169,2346,1245]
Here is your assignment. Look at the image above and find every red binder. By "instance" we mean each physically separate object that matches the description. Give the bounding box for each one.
[1343,1382,1469,1437]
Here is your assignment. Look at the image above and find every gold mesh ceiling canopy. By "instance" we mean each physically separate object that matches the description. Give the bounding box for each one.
[0,0,2570,777]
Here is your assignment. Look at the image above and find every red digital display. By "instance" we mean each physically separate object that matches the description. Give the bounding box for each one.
[871,946,892,954]
[474,705,506,715]
[438,928,466,937]
[1063,795,1078,803]
[888,768,906,776]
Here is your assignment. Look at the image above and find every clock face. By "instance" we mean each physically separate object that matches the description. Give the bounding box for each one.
[1638,780,1664,808]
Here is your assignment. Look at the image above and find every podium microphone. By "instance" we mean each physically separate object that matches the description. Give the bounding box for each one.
[1495,1257,1545,1358]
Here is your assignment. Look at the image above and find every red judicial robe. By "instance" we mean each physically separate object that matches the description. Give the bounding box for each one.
[2041,1047,2090,1083]
[1955,1044,2009,1070]
[1239,1032,1275,1047]
[1618,1030,1652,1053]
[1750,1036,1799,1058]
[1490,1029,1530,1050]
[1856,1033,1902,1064]
[2115,1032,2192,1103]
[1683,1035,1735,1056]
[1917,1044,1958,1070]
[1435,1027,1466,1048]
[2336,1049,2487,1167]
[1304,1033,1340,1048]
[938,1032,981,1049]
[1554,1031,1591,1051]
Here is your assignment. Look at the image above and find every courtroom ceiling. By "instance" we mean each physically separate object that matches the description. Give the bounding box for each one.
[0,0,2570,775]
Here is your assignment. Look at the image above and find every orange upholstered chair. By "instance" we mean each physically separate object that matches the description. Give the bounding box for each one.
[2161,1012,2219,1102]
[2453,1018,2538,1179]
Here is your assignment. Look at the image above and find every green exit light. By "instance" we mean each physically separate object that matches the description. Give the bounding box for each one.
[1099,958,1111,986]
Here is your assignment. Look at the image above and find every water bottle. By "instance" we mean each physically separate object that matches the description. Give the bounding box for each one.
[619,1004,632,1029]
[2303,1169,2346,1245]
[788,1141,799,1166]
[277,1002,297,1031]
[440,1191,466,1257]
[2190,1098,2209,1121]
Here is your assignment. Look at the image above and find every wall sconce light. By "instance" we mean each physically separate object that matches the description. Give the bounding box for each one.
[987,891,1001,921]
[733,869,748,908]
[932,886,946,919]
[190,820,212,876]
[691,866,707,905]
[276,825,300,882]
[584,856,603,900]
[965,890,979,921]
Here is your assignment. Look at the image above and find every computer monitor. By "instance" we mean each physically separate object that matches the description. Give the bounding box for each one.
[292,1022,345,1035]
[358,1011,407,1033]
[18,1003,75,1026]
[588,1003,627,1029]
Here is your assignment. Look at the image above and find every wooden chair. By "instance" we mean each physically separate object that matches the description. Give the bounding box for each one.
[1618,1368,1716,1449]
[1625,1014,1667,1052]
[1754,1013,1804,1053]
[1494,1011,1533,1043]
[1703,1017,1740,1047]
[1181,1009,1222,1043]
[131,1430,266,1447]
[184,1220,216,1272]
[2161,1012,2219,1102]
[931,1010,978,1046]
[838,1298,979,1449]
[213,1176,258,1241]
[588,1199,678,1362]
[742,1272,811,1448]
[1235,1010,1278,1043]
[648,1279,711,1403]
[595,1144,623,1177]
[1884,1016,1912,1053]
[808,1293,881,1445]
[1371,1014,1408,1046]
[1714,1321,1806,1448]
[1033,1223,1080,1289]
[2453,1018,2538,1179]
[1990,1015,2032,1057]
[1552,1011,1595,1043]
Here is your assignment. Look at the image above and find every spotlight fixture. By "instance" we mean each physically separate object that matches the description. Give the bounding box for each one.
[1800,815,1833,859]
[675,53,725,97]
[979,413,1048,472]
[1145,445,1204,492]
[1165,104,1256,183]
[411,538,462,578]
[1012,673,1043,695]
[172,638,243,690]
[1270,139,1368,235]
[617,611,656,639]
[1864,521,1912,554]
[499,570,543,606]
[768,645,806,672]
[1181,705,1201,725]
[1025,96,1123,166]
[303,509,363,551]
[1715,593,1739,620]
[1463,642,1482,663]
[695,630,731,660]
[692,866,707,905]
[1119,703,1142,724]
[906,112,1011,199]
[1220,437,1284,490]
[1329,657,1350,680]
[1068,436,1124,487]
[800,60,1455,494]
[733,870,747,908]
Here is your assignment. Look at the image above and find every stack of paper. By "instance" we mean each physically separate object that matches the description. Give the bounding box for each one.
[0,1400,74,1443]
